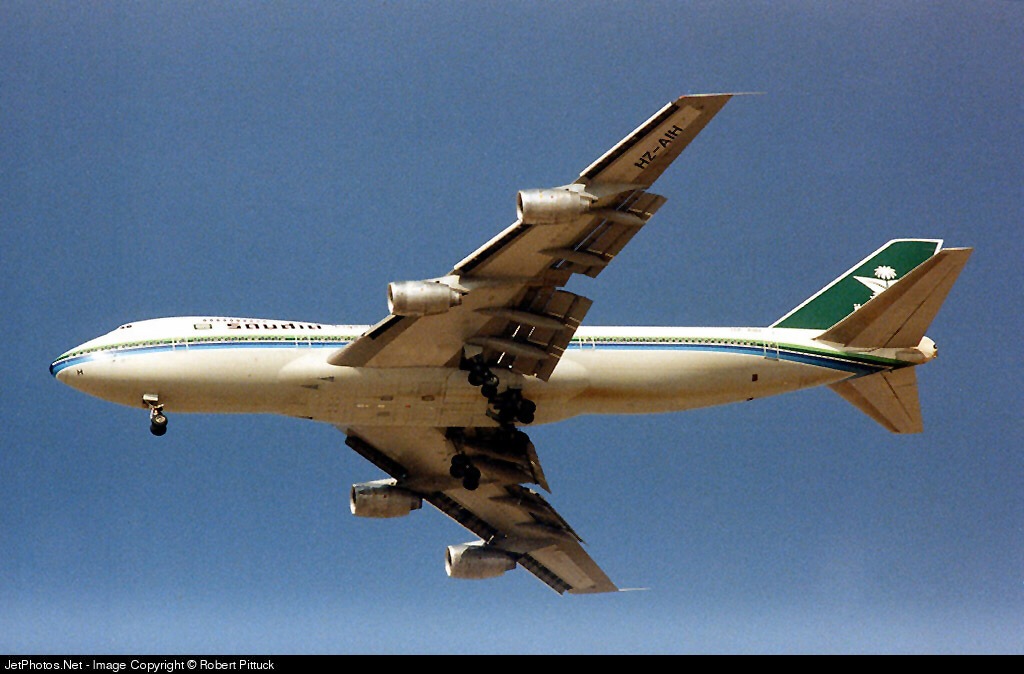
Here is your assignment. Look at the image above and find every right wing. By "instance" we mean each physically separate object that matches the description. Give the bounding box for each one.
[344,425,617,594]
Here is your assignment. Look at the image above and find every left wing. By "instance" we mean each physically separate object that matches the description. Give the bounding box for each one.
[329,93,734,379]
[344,425,617,594]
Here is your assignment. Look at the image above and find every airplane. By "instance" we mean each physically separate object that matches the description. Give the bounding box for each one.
[49,93,972,594]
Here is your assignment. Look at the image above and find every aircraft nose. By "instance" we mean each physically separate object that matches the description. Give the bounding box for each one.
[50,352,72,382]
[50,343,86,384]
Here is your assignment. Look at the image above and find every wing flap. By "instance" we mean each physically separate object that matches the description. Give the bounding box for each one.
[472,288,592,381]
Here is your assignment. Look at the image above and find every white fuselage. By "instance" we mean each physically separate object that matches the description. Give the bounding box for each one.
[50,316,925,428]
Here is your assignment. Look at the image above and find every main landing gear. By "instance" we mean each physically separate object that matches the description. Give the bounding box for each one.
[143,393,168,436]
[448,454,481,490]
[464,355,537,426]
[450,356,539,491]
[448,427,532,491]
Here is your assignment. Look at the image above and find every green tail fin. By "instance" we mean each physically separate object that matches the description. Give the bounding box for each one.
[772,239,942,331]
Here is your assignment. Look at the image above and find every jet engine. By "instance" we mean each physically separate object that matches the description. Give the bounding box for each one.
[445,542,517,579]
[387,280,462,317]
[349,480,423,518]
[517,187,593,225]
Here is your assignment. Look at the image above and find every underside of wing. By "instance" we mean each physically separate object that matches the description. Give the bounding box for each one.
[328,94,734,380]
[343,425,618,595]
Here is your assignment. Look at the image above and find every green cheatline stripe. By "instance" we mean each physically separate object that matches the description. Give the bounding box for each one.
[579,338,902,371]
[574,336,905,367]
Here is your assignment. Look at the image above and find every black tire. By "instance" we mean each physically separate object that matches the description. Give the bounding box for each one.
[468,370,485,387]
[481,383,498,400]
[462,465,481,491]
[516,397,536,424]
[150,422,167,437]
[449,454,468,478]
[510,430,529,452]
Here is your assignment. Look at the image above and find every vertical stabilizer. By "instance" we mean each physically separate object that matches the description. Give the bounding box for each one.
[772,239,942,331]
[816,247,973,348]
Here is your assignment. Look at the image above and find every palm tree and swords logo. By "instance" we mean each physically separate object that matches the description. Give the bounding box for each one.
[852,265,899,311]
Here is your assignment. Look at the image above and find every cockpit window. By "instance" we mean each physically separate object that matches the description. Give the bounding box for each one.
[118,324,133,330]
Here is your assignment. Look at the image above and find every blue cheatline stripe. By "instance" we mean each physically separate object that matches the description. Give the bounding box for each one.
[50,336,889,378]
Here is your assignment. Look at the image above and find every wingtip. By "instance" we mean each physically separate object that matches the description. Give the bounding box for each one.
[678,91,765,99]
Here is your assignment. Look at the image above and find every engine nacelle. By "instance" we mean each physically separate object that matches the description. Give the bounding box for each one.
[445,542,517,580]
[517,188,593,225]
[350,480,422,518]
[387,280,462,317]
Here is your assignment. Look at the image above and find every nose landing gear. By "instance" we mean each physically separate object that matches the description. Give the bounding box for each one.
[143,393,167,436]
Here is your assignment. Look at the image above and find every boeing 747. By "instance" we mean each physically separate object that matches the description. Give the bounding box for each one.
[50,94,971,594]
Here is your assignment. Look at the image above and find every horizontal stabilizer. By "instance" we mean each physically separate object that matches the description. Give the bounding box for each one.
[818,247,973,348]
[830,367,923,434]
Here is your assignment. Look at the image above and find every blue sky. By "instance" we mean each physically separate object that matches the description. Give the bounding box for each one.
[2,1,1021,654]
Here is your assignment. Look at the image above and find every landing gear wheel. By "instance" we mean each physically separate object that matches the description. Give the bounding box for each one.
[481,383,498,400]
[517,399,536,424]
[146,397,168,437]
[462,465,481,491]
[449,454,469,479]
[468,364,499,389]
[497,406,518,424]
[150,414,168,436]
